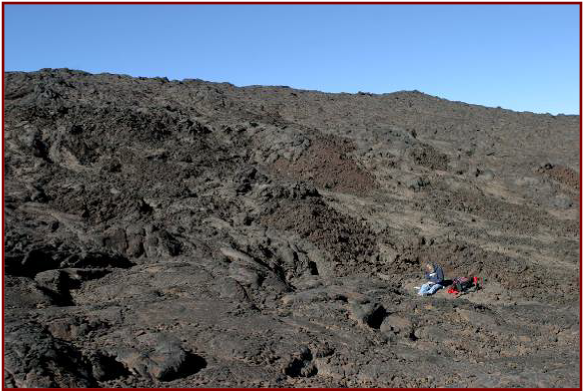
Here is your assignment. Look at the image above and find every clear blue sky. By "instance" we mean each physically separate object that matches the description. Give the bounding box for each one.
[5,4,580,114]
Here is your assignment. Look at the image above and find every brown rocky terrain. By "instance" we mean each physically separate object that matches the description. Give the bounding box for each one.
[3,68,580,387]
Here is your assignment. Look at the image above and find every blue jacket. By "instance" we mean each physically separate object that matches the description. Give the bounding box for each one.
[425,264,444,284]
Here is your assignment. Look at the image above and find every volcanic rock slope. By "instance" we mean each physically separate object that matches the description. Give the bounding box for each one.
[4,69,580,387]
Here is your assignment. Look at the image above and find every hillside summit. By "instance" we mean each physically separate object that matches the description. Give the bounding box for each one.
[4,68,580,387]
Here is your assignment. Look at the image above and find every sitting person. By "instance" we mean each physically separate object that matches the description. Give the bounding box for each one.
[418,263,444,296]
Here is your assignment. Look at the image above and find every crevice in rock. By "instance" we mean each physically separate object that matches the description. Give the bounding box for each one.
[93,353,132,381]
[160,352,207,382]
[284,348,317,378]
[308,260,319,275]
[366,304,388,329]
[408,331,419,341]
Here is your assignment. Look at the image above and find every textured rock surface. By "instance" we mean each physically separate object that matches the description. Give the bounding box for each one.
[3,68,579,387]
